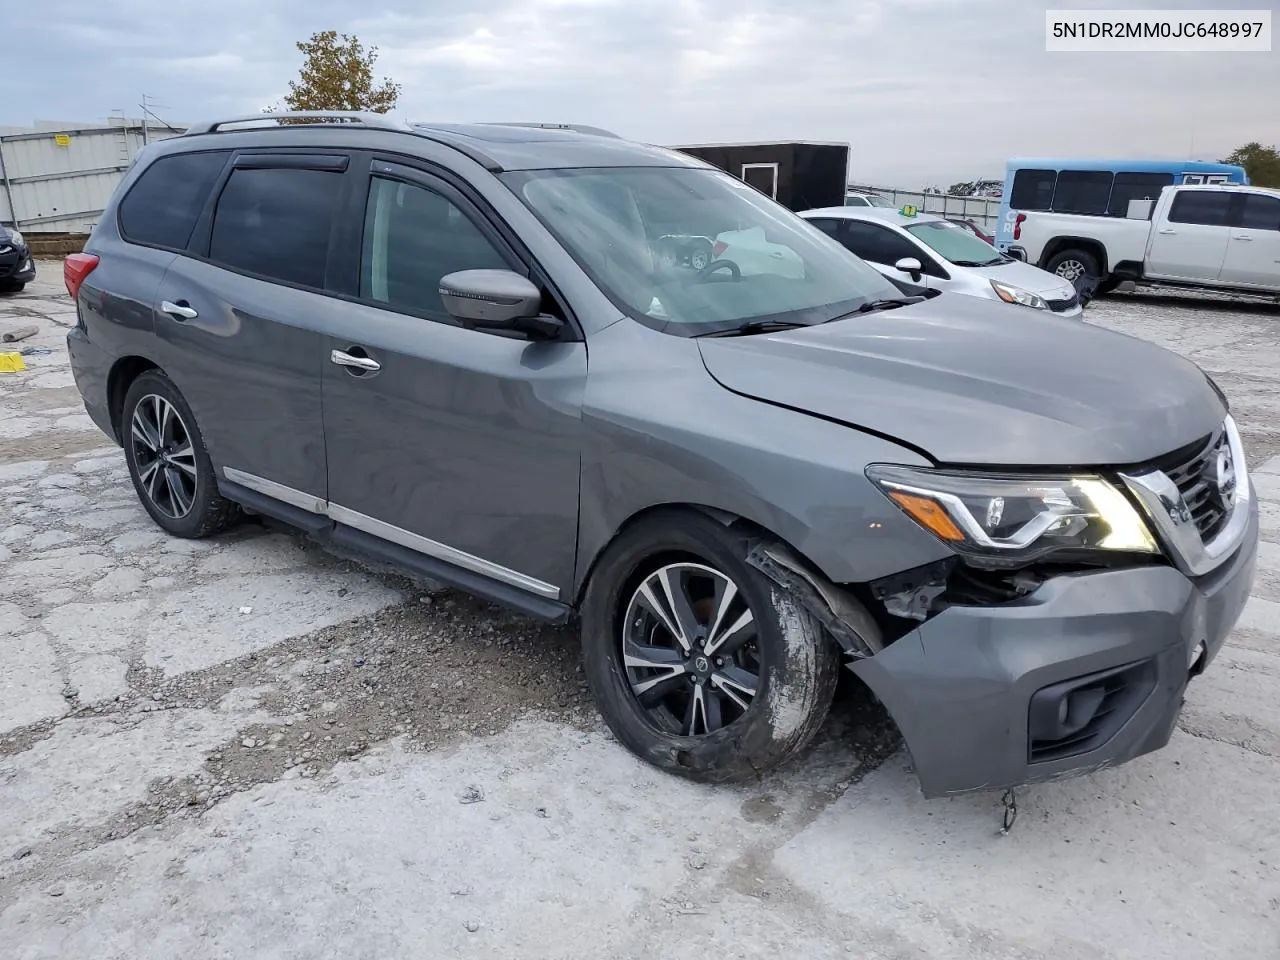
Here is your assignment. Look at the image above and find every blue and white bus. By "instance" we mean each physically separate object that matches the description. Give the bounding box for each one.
[994,158,1249,252]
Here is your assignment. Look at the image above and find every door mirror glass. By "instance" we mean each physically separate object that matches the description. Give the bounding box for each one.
[895,257,923,282]
[439,269,542,329]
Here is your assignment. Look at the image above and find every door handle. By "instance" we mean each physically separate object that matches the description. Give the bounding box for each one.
[160,300,198,320]
[1231,235,1253,241]
[1157,228,1177,235]
[330,349,381,372]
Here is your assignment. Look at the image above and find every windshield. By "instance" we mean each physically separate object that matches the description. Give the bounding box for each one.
[905,219,1005,266]
[865,194,894,208]
[505,167,901,334]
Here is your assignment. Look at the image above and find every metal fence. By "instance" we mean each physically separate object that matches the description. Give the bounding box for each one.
[847,183,1002,232]
[0,120,183,235]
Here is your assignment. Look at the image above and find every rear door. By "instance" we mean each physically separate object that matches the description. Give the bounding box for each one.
[153,151,351,503]
[320,158,586,601]
[1145,189,1232,283]
[1218,191,1280,289]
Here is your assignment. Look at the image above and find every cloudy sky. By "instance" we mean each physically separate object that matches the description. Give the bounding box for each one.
[6,0,1277,186]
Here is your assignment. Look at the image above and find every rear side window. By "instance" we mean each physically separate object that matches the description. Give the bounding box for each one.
[118,151,228,249]
[1009,169,1056,211]
[1107,172,1174,217]
[1051,170,1113,215]
[1168,190,1233,227]
[1239,193,1280,230]
[209,168,343,288]
[840,221,921,265]
[806,218,843,237]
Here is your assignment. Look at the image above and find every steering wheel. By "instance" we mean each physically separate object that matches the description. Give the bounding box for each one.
[694,259,741,283]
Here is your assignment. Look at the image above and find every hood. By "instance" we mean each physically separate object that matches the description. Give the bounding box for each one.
[698,294,1225,467]
[964,258,1076,300]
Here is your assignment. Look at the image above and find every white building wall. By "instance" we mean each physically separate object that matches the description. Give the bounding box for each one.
[0,119,184,234]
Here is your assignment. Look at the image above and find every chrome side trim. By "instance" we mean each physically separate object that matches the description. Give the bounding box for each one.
[222,466,327,514]
[327,504,561,599]
[219,467,560,600]
[1120,416,1253,577]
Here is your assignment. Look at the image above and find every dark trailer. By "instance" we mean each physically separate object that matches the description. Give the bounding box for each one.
[670,141,850,212]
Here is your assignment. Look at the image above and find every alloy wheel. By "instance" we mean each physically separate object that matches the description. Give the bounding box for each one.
[621,562,761,737]
[130,394,198,519]
[1055,259,1087,283]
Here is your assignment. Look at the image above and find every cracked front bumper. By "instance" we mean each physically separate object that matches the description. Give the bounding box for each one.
[852,489,1259,798]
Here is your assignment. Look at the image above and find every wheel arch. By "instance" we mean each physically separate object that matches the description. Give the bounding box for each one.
[106,355,163,443]
[572,501,884,660]
[1039,236,1109,276]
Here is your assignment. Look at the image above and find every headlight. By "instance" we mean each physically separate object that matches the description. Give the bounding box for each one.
[866,464,1158,566]
[7,229,23,247]
[991,280,1048,310]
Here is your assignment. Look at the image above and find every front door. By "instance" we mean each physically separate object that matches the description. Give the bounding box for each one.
[1145,189,1232,283]
[321,161,586,602]
[1219,192,1280,289]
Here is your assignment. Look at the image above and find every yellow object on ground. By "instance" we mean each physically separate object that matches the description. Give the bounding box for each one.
[0,352,26,372]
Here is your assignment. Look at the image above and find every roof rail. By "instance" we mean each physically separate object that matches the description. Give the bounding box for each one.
[184,111,408,135]
[483,122,621,139]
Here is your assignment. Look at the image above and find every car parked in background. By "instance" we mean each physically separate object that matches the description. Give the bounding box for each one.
[801,206,1083,318]
[0,224,36,293]
[63,112,1256,800]
[844,190,893,208]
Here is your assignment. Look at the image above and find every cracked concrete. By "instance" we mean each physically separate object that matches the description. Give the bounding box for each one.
[1,270,1278,959]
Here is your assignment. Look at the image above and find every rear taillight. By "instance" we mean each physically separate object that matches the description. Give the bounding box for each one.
[1012,213,1026,241]
[712,241,727,258]
[64,253,99,300]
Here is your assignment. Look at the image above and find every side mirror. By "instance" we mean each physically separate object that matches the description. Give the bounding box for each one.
[439,269,562,338]
[895,257,923,283]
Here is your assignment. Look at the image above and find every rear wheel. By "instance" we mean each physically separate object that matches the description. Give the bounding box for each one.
[581,511,840,783]
[122,370,240,538]
[1046,248,1102,293]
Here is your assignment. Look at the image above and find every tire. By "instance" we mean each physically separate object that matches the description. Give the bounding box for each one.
[121,370,240,538]
[0,280,24,294]
[581,510,840,783]
[689,245,712,272]
[1045,248,1102,293]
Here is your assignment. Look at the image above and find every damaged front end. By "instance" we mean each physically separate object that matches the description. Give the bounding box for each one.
[746,509,1254,800]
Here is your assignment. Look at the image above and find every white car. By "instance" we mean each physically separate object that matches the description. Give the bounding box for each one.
[799,206,1084,319]
[844,191,894,208]
[711,226,805,279]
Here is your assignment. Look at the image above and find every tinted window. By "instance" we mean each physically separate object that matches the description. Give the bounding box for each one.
[209,167,342,288]
[361,177,510,320]
[1168,190,1233,227]
[1010,169,1056,211]
[1239,193,1280,230]
[119,151,228,249]
[840,221,922,265]
[807,218,842,237]
[1108,172,1174,217]
[844,196,869,207]
[1051,170,1113,215]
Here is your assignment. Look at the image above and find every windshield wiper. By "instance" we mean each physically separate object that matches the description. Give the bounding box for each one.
[696,320,809,338]
[855,296,923,314]
[952,258,1007,267]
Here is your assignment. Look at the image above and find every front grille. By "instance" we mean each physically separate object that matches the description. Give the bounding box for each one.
[1150,427,1231,543]
[1046,292,1079,312]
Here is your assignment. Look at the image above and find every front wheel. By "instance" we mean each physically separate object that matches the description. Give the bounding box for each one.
[0,280,25,294]
[581,511,840,783]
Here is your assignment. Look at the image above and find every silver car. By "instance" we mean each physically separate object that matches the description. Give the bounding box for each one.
[65,113,1256,799]
[800,206,1084,318]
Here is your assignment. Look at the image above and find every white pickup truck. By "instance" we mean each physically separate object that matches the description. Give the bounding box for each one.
[1009,184,1280,299]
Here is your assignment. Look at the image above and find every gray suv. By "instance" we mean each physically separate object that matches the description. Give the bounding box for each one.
[65,113,1259,798]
